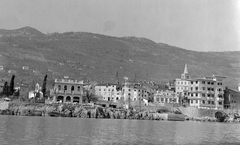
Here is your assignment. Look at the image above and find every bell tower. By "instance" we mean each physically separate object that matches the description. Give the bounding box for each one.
[181,64,190,79]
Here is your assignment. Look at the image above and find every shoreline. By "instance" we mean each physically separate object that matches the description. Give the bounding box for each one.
[0,102,239,123]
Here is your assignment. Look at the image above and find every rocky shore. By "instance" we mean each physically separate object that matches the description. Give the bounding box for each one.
[0,103,186,121]
[0,103,239,123]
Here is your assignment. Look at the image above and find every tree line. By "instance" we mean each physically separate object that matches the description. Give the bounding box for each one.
[0,74,48,99]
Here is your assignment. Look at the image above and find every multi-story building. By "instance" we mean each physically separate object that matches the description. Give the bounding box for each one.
[175,64,191,97]
[154,89,178,104]
[188,75,225,109]
[122,85,150,102]
[94,83,122,102]
[53,79,84,103]
[223,85,240,109]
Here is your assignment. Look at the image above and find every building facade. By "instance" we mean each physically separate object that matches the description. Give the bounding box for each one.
[154,89,179,104]
[175,64,191,97]
[223,87,240,110]
[95,83,122,102]
[53,79,84,103]
[188,75,225,109]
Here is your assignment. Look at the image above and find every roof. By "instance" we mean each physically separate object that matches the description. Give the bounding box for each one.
[188,78,216,82]
[95,83,119,87]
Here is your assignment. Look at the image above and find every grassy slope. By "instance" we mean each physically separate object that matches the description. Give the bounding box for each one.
[0,27,239,90]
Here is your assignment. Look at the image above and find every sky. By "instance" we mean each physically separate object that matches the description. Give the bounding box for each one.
[0,0,240,52]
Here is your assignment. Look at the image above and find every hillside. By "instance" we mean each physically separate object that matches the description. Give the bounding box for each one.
[0,27,239,90]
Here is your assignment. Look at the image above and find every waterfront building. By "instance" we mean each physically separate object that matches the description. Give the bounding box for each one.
[53,79,84,103]
[94,83,122,102]
[188,75,225,109]
[122,85,149,102]
[154,89,179,104]
[175,64,191,97]
[28,83,43,99]
[223,86,240,110]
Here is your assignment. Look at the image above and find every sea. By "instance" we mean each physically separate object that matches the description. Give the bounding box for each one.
[0,115,240,145]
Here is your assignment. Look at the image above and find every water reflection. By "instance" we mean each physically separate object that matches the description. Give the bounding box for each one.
[1,116,240,145]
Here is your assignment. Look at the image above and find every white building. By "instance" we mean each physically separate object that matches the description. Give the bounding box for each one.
[95,83,122,102]
[154,89,179,103]
[188,75,225,109]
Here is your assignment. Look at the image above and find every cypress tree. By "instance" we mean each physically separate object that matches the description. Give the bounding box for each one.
[42,75,47,98]
[9,75,15,95]
[2,81,9,97]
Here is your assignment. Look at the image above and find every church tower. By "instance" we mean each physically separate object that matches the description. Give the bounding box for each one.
[181,64,190,79]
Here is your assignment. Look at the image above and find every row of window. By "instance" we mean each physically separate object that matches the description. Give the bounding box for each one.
[190,100,223,105]
[177,81,189,85]
[58,85,81,91]
[190,93,215,97]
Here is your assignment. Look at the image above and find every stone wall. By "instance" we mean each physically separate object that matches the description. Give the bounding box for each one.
[178,107,218,118]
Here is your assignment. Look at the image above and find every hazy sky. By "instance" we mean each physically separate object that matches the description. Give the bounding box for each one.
[0,0,239,51]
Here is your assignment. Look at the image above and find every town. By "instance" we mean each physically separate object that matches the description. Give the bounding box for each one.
[1,64,239,115]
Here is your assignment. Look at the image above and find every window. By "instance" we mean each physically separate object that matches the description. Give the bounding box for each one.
[212,94,214,97]
[212,101,214,105]
[212,88,214,91]
[196,93,198,97]
[196,81,198,84]
[191,87,193,91]
[58,85,61,90]
[202,93,205,97]
[161,98,164,102]
[219,101,222,105]
[191,100,193,104]
[202,81,205,84]
[208,82,210,85]
[196,87,198,90]
[208,101,211,104]
[196,100,198,103]
[165,98,168,102]
[191,93,193,97]
[64,85,67,91]
[211,82,214,85]
[191,82,193,84]
[202,100,205,104]
[71,86,74,91]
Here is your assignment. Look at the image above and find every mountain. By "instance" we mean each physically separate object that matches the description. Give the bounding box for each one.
[0,26,239,90]
[0,26,45,37]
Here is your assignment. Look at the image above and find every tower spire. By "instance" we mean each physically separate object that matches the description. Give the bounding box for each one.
[184,64,188,74]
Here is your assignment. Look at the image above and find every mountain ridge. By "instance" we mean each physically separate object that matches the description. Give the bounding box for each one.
[0,26,239,90]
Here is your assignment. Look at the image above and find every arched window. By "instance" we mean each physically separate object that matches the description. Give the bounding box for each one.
[78,86,80,91]
[58,85,61,90]
[71,86,74,92]
[64,85,67,91]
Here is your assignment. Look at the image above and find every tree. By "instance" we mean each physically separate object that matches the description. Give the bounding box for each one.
[42,75,47,98]
[2,81,9,97]
[83,89,98,103]
[9,75,15,95]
